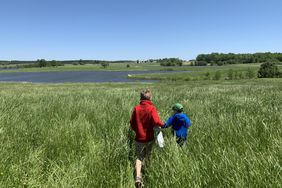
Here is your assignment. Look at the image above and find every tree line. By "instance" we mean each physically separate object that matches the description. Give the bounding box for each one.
[0,59,135,65]
[0,59,136,69]
[0,59,64,68]
[17,59,64,68]
[195,52,282,66]
[158,58,183,66]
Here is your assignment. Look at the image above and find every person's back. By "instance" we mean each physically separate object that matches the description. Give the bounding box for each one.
[130,100,163,142]
[163,103,191,146]
[130,89,163,187]
[168,112,190,138]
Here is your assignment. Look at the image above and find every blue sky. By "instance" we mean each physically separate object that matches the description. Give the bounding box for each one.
[0,0,281,60]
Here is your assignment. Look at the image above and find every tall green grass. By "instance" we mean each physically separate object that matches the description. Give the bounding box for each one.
[0,80,281,187]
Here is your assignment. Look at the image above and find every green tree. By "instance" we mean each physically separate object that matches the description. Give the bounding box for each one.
[37,59,47,67]
[195,52,282,65]
[50,60,58,67]
[79,59,85,65]
[195,61,207,66]
[177,61,183,66]
[101,62,109,68]
[258,62,280,78]
[159,58,183,66]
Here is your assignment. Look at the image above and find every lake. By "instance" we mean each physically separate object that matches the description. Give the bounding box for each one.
[0,70,189,83]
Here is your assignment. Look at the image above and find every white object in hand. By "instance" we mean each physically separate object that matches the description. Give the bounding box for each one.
[156,131,165,148]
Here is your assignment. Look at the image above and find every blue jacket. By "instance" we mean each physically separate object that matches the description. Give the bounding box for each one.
[163,113,191,138]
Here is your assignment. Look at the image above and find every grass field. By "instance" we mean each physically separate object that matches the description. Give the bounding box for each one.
[0,79,281,187]
[130,64,282,81]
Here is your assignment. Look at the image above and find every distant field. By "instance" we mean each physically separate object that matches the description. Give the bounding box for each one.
[130,64,261,81]
[0,79,281,187]
[2,62,278,74]
[130,64,282,81]
[0,63,189,72]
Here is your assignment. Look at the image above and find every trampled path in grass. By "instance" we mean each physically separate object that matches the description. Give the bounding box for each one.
[0,79,281,187]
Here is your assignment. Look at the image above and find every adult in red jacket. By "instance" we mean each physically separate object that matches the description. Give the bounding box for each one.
[130,89,163,187]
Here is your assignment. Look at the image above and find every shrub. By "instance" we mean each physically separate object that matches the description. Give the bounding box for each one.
[234,71,239,80]
[227,69,234,80]
[78,59,85,65]
[238,72,244,79]
[195,61,207,66]
[37,59,47,67]
[101,62,109,68]
[258,62,280,78]
[216,61,224,66]
[159,58,183,66]
[50,60,64,67]
[204,72,211,80]
[246,68,256,79]
[184,77,191,81]
[214,71,221,80]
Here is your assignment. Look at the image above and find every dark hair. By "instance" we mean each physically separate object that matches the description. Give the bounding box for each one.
[175,109,183,113]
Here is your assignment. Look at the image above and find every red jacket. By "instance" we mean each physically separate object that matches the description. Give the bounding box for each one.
[130,100,164,142]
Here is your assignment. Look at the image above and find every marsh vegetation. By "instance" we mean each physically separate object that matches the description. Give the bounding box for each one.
[0,79,281,187]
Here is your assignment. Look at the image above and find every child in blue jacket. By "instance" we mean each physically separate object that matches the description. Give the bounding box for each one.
[163,103,191,146]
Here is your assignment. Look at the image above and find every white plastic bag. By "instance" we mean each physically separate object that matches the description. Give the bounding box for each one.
[157,131,165,148]
[154,127,164,148]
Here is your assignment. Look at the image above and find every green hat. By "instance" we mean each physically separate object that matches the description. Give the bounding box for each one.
[172,103,183,112]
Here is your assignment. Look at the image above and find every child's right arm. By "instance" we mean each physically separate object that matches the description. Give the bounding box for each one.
[163,116,174,128]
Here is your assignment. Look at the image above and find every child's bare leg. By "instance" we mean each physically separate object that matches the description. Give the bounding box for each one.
[135,159,142,177]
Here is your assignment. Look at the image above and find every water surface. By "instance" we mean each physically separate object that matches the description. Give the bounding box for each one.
[0,70,189,83]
